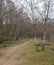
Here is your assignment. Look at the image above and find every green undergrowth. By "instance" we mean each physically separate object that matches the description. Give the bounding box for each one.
[0,38,30,48]
[19,39,54,65]
[0,52,4,57]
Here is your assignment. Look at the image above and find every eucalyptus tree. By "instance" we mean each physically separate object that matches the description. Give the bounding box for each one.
[21,0,38,40]
[36,0,54,50]
[0,0,17,41]
[0,0,6,42]
[21,0,54,50]
[4,0,17,40]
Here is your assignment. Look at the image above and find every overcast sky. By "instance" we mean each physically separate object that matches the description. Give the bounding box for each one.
[12,0,54,19]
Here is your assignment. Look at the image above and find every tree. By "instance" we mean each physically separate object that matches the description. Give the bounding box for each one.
[0,0,5,42]
[36,0,54,50]
[21,0,38,39]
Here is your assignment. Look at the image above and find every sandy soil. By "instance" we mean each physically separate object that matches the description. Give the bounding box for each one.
[0,41,30,65]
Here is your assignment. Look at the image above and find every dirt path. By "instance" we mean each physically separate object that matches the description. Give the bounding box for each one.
[0,41,30,65]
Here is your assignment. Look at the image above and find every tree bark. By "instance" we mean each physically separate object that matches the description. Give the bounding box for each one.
[42,32,46,51]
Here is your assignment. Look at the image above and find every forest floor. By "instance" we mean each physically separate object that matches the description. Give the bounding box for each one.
[0,40,31,65]
[0,39,54,65]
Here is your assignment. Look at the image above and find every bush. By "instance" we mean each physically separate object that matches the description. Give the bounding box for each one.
[52,48,54,51]
[3,44,8,47]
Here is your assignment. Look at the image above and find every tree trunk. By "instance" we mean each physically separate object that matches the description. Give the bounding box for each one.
[42,32,46,51]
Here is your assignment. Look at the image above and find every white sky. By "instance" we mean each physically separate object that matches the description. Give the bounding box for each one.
[12,0,54,19]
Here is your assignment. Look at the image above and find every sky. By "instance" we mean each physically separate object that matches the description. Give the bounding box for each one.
[12,0,54,19]
[12,0,44,10]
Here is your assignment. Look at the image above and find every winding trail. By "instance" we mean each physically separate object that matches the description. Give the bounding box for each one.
[0,40,30,65]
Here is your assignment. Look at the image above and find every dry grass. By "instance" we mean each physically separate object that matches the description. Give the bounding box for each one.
[0,39,54,65]
[19,39,54,65]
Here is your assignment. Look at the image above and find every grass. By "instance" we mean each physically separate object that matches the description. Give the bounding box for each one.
[0,38,30,57]
[18,39,54,65]
[0,52,4,57]
[0,38,54,65]
[0,38,30,48]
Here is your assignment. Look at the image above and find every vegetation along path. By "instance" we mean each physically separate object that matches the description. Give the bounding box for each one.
[0,40,31,65]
